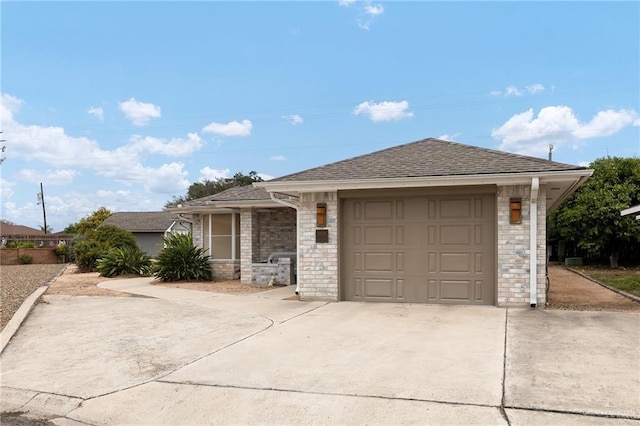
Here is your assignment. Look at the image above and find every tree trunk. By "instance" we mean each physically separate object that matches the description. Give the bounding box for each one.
[609,250,619,268]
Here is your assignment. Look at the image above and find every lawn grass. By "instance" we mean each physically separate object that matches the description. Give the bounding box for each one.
[577,266,640,298]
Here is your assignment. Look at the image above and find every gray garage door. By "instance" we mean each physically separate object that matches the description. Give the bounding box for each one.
[342,193,495,304]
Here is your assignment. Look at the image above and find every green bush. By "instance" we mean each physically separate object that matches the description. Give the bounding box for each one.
[18,254,34,264]
[8,242,36,248]
[97,246,152,277]
[155,233,212,282]
[73,225,138,272]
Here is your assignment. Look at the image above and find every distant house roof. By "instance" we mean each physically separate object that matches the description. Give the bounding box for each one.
[102,212,191,233]
[0,223,45,236]
[271,138,585,182]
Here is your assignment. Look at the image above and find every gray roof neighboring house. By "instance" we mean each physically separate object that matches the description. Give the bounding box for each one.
[102,212,191,233]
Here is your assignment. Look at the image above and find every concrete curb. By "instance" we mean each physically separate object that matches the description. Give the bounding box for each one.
[0,264,68,354]
[565,266,640,304]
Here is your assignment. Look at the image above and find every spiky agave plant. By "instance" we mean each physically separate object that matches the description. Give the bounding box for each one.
[97,246,152,277]
[154,233,212,282]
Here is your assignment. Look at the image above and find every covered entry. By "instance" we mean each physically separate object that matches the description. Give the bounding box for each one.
[341,189,495,304]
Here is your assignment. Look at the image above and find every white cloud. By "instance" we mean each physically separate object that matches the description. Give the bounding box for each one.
[341,0,384,30]
[526,84,545,94]
[202,119,253,136]
[490,84,544,98]
[504,86,522,97]
[128,133,204,157]
[200,167,230,181]
[270,155,286,161]
[354,100,413,122]
[145,162,190,194]
[18,169,78,186]
[119,98,161,126]
[492,106,639,156]
[1,93,191,190]
[0,177,14,199]
[438,133,461,142]
[364,4,384,15]
[283,114,304,125]
[87,106,104,121]
[633,118,640,127]
[258,173,275,181]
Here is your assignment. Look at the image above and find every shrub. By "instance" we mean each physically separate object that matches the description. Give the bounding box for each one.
[8,242,35,248]
[18,254,34,264]
[73,225,138,272]
[97,246,152,277]
[155,233,212,282]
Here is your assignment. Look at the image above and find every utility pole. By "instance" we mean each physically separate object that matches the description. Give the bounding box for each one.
[37,182,48,234]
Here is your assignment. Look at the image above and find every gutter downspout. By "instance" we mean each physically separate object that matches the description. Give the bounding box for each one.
[530,177,539,308]
[269,192,301,294]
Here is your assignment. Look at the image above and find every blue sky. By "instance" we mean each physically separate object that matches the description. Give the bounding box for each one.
[1,1,639,231]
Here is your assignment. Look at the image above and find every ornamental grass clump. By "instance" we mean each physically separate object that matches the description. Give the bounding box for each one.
[97,246,152,277]
[154,233,212,282]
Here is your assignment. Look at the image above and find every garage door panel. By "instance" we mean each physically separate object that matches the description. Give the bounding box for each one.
[364,201,394,220]
[364,252,394,272]
[440,199,471,218]
[364,226,394,245]
[440,225,471,245]
[440,280,471,300]
[364,278,394,299]
[440,253,471,273]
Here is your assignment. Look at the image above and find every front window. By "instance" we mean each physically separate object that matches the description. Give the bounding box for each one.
[203,213,240,260]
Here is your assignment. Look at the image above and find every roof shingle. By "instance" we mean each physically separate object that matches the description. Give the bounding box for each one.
[272,138,585,182]
[102,212,188,233]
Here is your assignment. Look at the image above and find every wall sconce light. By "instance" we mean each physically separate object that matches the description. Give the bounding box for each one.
[316,203,327,227]
[510,198,522,224]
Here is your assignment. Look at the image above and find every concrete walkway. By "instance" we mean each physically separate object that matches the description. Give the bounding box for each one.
[1,276,639,425]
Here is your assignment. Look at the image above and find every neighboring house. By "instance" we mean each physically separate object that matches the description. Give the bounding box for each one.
[621,204,640,220]
[0,223,45,238]
[173,138,593,307]
[102,212,192,256]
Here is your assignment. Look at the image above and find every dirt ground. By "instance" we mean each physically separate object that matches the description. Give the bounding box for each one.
[46,264,640,311]
[547,265,640,312]
[46,264,269,296]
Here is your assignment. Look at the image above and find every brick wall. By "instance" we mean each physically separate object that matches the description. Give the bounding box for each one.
[0,248,59,265]
[255,208,296,261]
[497,184,547,306]
[211,260,240,281]
[298,192,339,301]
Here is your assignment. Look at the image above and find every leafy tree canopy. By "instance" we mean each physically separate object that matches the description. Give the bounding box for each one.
[165,171,263,208]
[548,156,640,267]
[64,207,113,236]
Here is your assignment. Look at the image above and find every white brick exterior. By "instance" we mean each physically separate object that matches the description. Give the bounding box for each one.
[297,192,339,301]
[496,184,547,306]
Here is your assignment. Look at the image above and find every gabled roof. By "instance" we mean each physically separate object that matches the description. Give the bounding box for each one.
[256,137,593,211]
[272,138,585,182]
[102,212,190,233]
[0,223,45,236]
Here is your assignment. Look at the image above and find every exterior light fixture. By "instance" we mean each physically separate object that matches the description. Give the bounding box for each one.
[510,198,522,224]
[316,203,327,227]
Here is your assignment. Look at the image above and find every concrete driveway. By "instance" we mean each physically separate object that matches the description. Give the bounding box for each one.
[1,278,638,425]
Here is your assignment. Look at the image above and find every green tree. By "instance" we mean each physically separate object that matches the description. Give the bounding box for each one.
[71,207,113,236]
[165,171,263,208]
[73,224,138,272]
[548,157,640,267]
